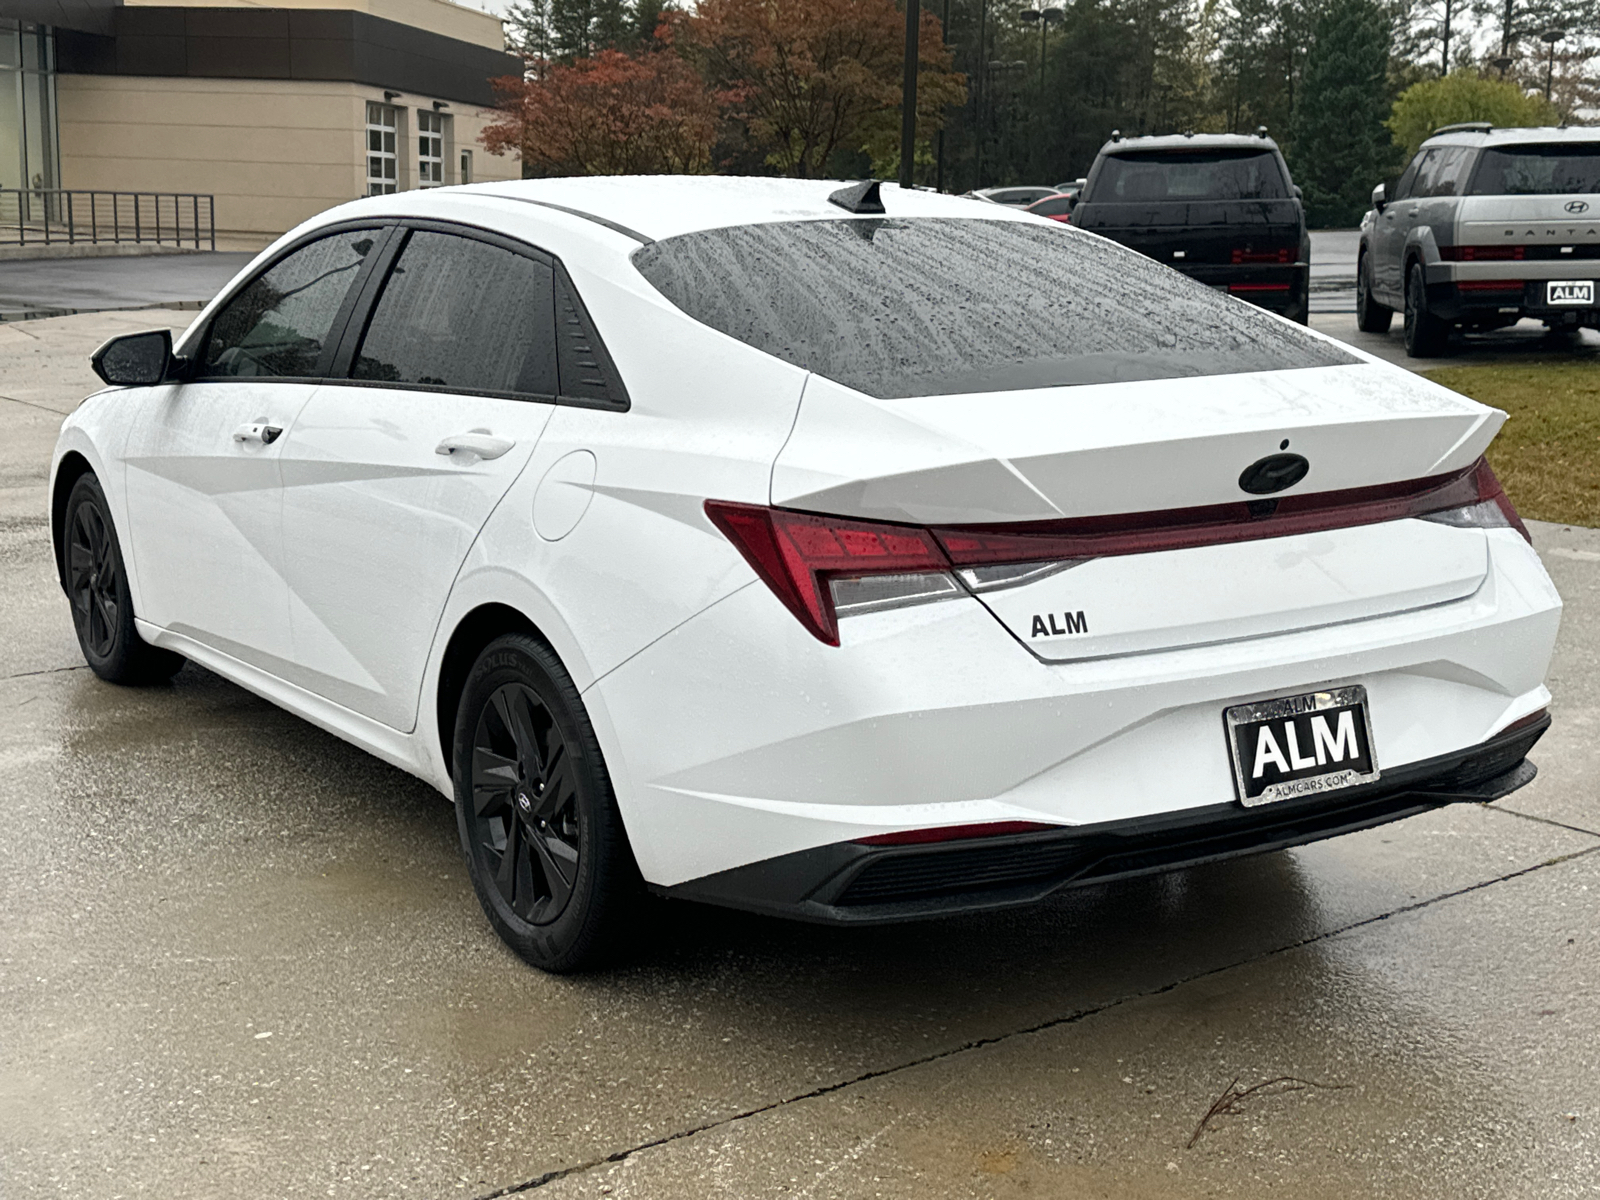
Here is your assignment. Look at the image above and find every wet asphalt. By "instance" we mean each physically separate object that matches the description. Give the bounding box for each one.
[3,309,1600,1199]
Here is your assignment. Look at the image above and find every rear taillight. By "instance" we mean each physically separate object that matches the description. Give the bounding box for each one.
[707,457,1529,646]
[1440,245,1526,261]
[1229,282,1291,293]
[1457,279,1525,293]
[1231,247,1294,264]
[703,501,952,645]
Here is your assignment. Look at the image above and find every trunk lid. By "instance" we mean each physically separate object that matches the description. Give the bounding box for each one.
[772,364,1503,657]
[1072,199,1303,265]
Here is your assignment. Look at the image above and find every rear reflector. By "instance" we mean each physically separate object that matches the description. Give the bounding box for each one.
[707,458,1528,645]
[856,820,1058,846]
[1229,283,1292,293]
[1457,280,1525,292]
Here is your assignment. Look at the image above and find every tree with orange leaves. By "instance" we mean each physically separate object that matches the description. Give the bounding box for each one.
[678,0,963,178]
[482,48,722,175]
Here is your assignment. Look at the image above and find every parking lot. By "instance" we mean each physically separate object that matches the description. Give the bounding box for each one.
[3,270,1600,1198]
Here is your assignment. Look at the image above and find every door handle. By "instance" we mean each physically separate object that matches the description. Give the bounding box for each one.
[233,422,282,445]
[436,431,514,461]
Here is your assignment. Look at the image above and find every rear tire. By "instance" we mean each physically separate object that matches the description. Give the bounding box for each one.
[1403,261,1450,357]
[452,633,638,973]
[1355,252,1392,333]
[63,473,185,685]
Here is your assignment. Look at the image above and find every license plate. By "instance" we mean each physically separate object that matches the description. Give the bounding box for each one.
[1224,686,1380,807]
[1547,280,1593,305]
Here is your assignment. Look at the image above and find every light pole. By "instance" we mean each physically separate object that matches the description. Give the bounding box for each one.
[1489,54,1513,78]
[935,0,950,191]
[1540,28,1563,102]
[1017,5,1063,96]
[900,0,920,188]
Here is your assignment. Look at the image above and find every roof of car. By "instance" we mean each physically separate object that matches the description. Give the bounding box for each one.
[1096,132,1281,155]
[458,176,1037,244]
[1423,124,1600,149]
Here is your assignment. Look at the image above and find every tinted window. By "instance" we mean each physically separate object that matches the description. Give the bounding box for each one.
[1424,147,1474,196]
[202,231,376,378]
[1091,150,1288,201]
[352,231,557,396]
[1470,143,1600,195]
[1393,151,1426,200]
[632,219,1354,400]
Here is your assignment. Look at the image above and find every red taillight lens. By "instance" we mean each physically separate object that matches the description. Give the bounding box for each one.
[1457,279,1526,293]
[1440,245,1525,261]
[707,458,1529,645]
[1228,282,1292,293]
[703,501,948,645]
[1231,247,1294,264]
[856,820,1058,846]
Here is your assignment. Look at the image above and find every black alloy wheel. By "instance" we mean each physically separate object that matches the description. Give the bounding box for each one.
[1403,261,1450,357]
[62,473,185,684]
[453,633,637,972]
[469,682,581,925]
[1355,252,1393,333]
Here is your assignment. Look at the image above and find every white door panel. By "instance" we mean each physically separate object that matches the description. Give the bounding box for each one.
[121,380,313,667]
[276,386,553,730]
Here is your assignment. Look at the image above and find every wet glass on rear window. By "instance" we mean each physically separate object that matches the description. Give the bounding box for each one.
[1091,150,1288,201]
[630,218,1352,400]
[1469,144,1600,195]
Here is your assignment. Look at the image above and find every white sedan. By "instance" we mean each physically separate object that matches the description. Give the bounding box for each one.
[53,177,1560,971]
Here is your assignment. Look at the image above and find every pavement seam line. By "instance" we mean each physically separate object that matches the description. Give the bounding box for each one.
[1479,799,1600,841]
[0,392,74,417]
[3,664,89,681]
[470,840,1600,1199]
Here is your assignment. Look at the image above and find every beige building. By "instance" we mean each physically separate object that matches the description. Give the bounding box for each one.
[4,0,523,248]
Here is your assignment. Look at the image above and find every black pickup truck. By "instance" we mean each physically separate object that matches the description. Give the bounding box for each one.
[1069,132,1312,323]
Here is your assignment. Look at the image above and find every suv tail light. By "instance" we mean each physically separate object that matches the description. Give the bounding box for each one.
[1232,247,1294,264]
[706,458,1528,646]
[1440,245,1526,261]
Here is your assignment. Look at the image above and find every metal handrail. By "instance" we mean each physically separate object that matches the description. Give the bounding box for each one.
[0,189,216,251]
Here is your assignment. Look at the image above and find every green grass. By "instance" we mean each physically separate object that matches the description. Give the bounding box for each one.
[1423,361,1600,528]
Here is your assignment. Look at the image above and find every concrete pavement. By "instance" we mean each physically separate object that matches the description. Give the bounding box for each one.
[3,313,1600,1200]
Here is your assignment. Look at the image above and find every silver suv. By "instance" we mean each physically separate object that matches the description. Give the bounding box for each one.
[1357,124,1600,355]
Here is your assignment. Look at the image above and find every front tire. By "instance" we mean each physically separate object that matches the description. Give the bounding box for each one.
[1403,261,1450,356]
[1355,252,1392,333]
[452,633,637,973]
[63,473,185,684]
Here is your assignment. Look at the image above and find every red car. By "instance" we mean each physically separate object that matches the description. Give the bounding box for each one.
[1025,192,1076,223]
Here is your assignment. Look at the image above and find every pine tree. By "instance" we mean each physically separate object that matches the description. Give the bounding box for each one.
[1288,0,1397,227]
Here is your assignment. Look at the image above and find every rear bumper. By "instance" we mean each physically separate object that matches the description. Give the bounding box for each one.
[661,716,1548,924]
[1423,269,1600,325]
[1177,263,1309,315]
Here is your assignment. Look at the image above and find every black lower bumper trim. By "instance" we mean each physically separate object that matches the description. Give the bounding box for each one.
[659,717,1548,925]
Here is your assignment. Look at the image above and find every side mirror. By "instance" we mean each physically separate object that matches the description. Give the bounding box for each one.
[1292,184,1304,201]
[1371,181,1388,212]
[91,329,176,387]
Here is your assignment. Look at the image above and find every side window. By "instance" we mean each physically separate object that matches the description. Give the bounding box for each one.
[201,231,378,378]
[1425,147,1472,197]
[351,231,558,396]
[1394,151,1428,200]
[1404,150,1439,200]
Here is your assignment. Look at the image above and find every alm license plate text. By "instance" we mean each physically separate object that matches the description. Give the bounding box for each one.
[1225,686,1380,807]
[1547,280,1594,306]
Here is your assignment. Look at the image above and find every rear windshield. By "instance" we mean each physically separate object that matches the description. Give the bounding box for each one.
[631,218,1352,399]
[1090,150,1289,202]
[1469,143,1600,195]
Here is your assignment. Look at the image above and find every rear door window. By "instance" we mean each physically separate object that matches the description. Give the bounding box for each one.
[1469,143,1600,195]
[632,218,1353,400]
[201,230,378,378]
[350,230,558,397]
[1091,150,1288,201]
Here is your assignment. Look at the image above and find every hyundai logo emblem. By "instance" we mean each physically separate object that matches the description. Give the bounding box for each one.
[1238,453,1310,496]
[1566,200,1590,214]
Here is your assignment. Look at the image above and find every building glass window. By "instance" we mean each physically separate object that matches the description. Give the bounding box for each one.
[366,102,398,195]
[0,19,60,199]
[460,149,473,185]
[418,109,444,186]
